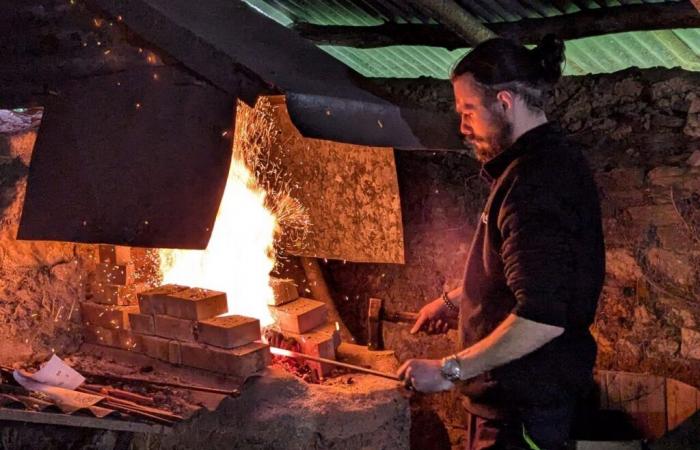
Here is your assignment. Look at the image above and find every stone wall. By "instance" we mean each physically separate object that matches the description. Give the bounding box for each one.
[0,119,94,367]
[324,68,700,447]
[552,68,700,385]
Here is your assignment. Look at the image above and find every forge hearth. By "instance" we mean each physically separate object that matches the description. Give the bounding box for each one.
[1,343,409,450]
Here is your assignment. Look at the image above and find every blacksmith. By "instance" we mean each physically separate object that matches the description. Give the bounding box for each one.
[397,35,605,450]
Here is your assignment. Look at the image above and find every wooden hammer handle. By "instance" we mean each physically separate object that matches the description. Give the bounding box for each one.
[384,311,419,323]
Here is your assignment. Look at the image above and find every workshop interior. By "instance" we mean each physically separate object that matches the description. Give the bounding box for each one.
[1,1,700,449]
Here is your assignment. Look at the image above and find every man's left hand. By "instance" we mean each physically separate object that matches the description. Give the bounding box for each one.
[396,358,454,393]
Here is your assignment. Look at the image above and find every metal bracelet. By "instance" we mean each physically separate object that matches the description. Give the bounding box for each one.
[441,291,459,313]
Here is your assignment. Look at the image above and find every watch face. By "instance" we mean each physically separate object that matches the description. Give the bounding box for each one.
[441,357,460,381]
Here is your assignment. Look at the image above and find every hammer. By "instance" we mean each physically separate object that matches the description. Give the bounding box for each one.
[367,298,456,350]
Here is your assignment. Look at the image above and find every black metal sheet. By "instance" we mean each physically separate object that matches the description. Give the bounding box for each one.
[90,0,464,150]
[18,65,235,249]
[285,92,463,150]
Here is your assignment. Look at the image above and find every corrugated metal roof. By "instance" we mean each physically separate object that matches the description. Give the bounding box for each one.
[243,0,700,77]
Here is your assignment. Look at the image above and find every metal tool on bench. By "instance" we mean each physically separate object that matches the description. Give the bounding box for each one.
[367,297,408,351]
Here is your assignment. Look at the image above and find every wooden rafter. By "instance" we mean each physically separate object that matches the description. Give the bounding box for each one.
[691,0,700,13]
[292,2,700,49]
[405,0,496,45]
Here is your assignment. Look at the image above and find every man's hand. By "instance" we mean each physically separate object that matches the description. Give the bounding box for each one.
[396,358,454,393]
[411,298,453,334]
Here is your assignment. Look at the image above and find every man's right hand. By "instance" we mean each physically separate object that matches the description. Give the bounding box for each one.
[410,297,455,334]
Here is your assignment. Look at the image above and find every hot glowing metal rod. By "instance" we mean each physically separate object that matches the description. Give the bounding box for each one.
[268,346,400,381]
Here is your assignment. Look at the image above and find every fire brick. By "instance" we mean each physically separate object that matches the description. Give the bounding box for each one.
[270,298,328,334]
[180,341,270,379]
[128,312,155,335]
[81,302,138,330]
[97,245,131,265]
[285,323,340,376]
[92,283,144,306]
[137,284,189,314]
[268,278,299,306]
[168,340,182,365]
[160,287,228,320]
[95,262,134,286]
[154,314,197,342]
[140,334,171,361]
[84,326,142,352]
[197,315,260,349]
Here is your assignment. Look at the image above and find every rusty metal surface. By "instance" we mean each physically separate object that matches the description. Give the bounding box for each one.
[272,102,404,264]
[18,65,235,249]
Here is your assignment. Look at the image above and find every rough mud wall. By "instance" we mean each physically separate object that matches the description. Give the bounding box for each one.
[324,68,700,448]
[553,69,700,387]
[0,123,94,366]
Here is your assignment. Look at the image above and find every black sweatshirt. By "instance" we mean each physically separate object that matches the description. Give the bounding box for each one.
[458,121,605,418]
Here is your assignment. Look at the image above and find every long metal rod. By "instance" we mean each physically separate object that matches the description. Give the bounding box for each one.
[3,365,238,396]
[270,346,400,381]
[79,371,239,396]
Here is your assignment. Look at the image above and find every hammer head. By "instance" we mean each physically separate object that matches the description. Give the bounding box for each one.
[367,297,384,351]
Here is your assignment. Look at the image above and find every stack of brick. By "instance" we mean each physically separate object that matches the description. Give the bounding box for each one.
[127,285,269,379]
[81,245,142,351]
[268,278,341,377]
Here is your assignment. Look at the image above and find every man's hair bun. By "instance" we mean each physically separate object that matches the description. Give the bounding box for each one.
[531,34,565,84]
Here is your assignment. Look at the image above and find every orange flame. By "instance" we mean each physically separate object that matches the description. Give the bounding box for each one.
[158,159,277,326]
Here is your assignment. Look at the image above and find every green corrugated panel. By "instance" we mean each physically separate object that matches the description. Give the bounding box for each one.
[242,0,700,77]
[243,0,685,25]
[675,29,700,56]
[317,29,700,78]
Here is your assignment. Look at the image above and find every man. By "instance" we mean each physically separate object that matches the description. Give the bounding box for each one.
[397,35,605,450]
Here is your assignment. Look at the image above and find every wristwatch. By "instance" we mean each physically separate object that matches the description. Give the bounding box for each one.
[440,354,462,382]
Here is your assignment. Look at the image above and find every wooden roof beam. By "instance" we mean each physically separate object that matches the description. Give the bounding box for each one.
[405,0,496,45]
[292,2,700,49]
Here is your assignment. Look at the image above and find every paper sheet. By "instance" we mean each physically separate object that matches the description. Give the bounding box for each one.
[13,371,103,413]
[20,354,85,389]
[12,355,103,414]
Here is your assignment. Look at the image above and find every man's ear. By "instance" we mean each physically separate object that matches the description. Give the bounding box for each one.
[496,90,515,112]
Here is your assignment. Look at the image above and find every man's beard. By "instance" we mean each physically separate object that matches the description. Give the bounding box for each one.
[464,111,513,163]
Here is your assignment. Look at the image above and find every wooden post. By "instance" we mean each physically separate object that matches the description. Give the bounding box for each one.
[300,257,354,344]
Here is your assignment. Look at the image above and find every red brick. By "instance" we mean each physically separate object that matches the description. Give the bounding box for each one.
[314,322,342,350]
[97,245,131,265]
[137,284,189,314]
[84,326,142,352]
[168,340,182,365]
[128,312,155,335]
[160,287,228,320]
[270,298,327,334]
[81,302,138,330]
[92,283,145,305]
[95,262,134,286]
[154,315,197,342]
[284,323,339,376]
[180,341,270,378]
[268,278,299,306]
[140,334,171,361]
[197,315,260,348]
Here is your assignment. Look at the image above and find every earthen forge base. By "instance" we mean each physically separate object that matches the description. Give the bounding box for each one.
[1,345,410,450]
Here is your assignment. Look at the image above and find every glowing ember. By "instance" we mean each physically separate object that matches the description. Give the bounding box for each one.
[269,346,295,358]
[158,161,277,326]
